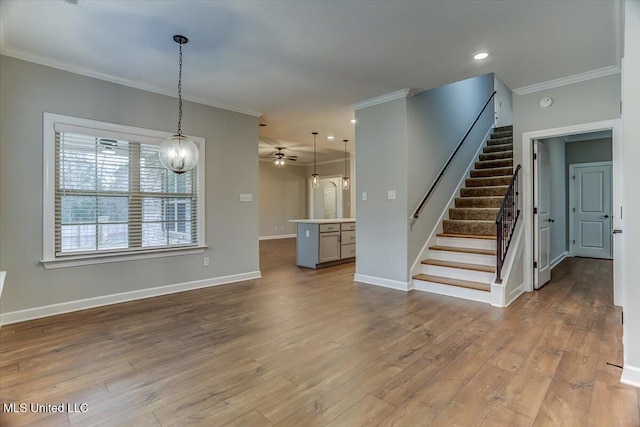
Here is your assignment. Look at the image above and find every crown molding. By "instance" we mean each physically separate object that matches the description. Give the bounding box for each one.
[513,66,621,95]
[352,88,416,111]
[0,48,263,118]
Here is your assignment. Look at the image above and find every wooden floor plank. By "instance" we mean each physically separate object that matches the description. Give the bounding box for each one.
[0,240,636,427]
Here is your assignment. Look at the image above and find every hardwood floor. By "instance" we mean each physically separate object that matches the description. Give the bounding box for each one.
[0,239,638,426]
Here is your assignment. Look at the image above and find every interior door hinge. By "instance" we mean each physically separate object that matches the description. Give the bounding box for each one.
[533,207,538,214]
[572,207,575,212]
[534,153,537,160]
[573,175,575,180]
[533,261,538,269]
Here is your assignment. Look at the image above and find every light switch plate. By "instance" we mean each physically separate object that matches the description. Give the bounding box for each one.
[388,190,396,200]
[362,192,367,201]
[240,193,252,202]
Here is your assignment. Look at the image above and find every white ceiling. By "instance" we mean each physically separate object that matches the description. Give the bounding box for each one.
[0,0,622,162]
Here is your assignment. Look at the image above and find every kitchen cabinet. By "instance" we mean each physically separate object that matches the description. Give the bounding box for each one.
[290,219,356,269]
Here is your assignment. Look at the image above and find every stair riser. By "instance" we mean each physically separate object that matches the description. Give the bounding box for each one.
[449,208,499,220]
[455,197,503,208]
[483,144,513,153]
[428,250,495,266]
[443,220,496,236]
[479,151,513,161]
[419,264,495,283]
[487,137,513,146]
[475,159,513,169]
[470,167,513,178]
[436,236,496,250]
[412,280,492,302]
[460,187,507,197]
[466,177,512,187]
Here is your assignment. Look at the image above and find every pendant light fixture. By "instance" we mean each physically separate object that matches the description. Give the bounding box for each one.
[342,139,350,191]
[311,132,320,189]
[159,35,199,174]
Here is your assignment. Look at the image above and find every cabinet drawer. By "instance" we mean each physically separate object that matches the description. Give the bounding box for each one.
[341,222,356,231]
[320,223,340,233]
[341,230,356,244]
[341,244,356,259]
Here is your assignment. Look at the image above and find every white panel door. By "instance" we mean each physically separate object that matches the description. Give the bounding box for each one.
[571,163,612,259]
[534,140,551,289]
[323,183,337,219]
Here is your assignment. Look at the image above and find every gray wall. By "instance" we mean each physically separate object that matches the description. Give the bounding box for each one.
[258,162,307,237]
[494,75,514,127]
[622,0,640,382]
[407,73,495,270]
[0,56,260,314]
[513,74,621,171]
[355,98,409,284]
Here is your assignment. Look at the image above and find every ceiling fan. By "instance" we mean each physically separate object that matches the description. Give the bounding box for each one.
[261,147,298,167]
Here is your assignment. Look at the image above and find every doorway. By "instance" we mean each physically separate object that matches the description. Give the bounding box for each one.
[523,120,623,306]
[309,176,343,219]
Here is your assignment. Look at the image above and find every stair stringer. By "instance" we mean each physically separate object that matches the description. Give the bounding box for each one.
[409,126,494,282]
[490,219,525,307]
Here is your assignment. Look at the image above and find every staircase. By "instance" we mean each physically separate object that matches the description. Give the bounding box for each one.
[413,125,513,303]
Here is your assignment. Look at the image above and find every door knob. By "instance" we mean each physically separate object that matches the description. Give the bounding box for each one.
[613,229,623,234]
[603,215,610,219]
[548,218,555,223]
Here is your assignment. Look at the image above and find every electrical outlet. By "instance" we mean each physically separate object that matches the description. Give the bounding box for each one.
[362,192,367,201]
[388,190,396,200]
[203,257,210,267]
[305,230,310,237]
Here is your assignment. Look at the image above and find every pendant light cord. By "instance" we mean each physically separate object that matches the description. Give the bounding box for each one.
[344,140,348,175]
[177,42,183,136]
[313,132,318,175]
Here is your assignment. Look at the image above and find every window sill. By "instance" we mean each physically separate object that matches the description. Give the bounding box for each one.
[41,246,208,270]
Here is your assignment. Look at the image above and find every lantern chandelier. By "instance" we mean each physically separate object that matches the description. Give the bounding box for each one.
[158,35,199,174]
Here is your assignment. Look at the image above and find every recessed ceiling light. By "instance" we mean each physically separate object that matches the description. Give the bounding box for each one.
[350,119,357,124]
[473,51,489,60]
[327,136,335,140]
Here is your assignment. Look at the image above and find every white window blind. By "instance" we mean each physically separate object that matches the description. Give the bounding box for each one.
[55,130,199,256]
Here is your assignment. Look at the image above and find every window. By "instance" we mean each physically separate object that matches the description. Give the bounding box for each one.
[42,113,206,268]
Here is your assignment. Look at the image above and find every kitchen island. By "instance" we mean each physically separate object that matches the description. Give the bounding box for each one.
[289,219,356,269]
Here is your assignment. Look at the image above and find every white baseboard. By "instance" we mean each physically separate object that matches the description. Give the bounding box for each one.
[505,281,525,307]
[0,271,262,326]
[259,234,296,241]
[354,274,409,292]
[621,364,640,388]
[550,251,570,269]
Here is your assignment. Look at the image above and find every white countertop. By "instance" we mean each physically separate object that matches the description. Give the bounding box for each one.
[289,218,355,224]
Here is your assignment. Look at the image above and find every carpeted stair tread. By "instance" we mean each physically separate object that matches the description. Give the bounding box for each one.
[460,186,508,197]
[494,125,513,133]
[479,150,513,161]
[413,274,491,292]
[455,196,503,208]
[491,130,512,139]
[487,136,513,146]
[421,258,496,273]
[483,143,513,153]
[437,232,496,240]
[443,219,496,236]
[429,245,496,256]
[465,176,512,187]
[470,167,513,178]
[449,207,499,220]
[475,158,513,169]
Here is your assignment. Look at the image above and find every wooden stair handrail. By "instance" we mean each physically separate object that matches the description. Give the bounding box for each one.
[410,91,496,228]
